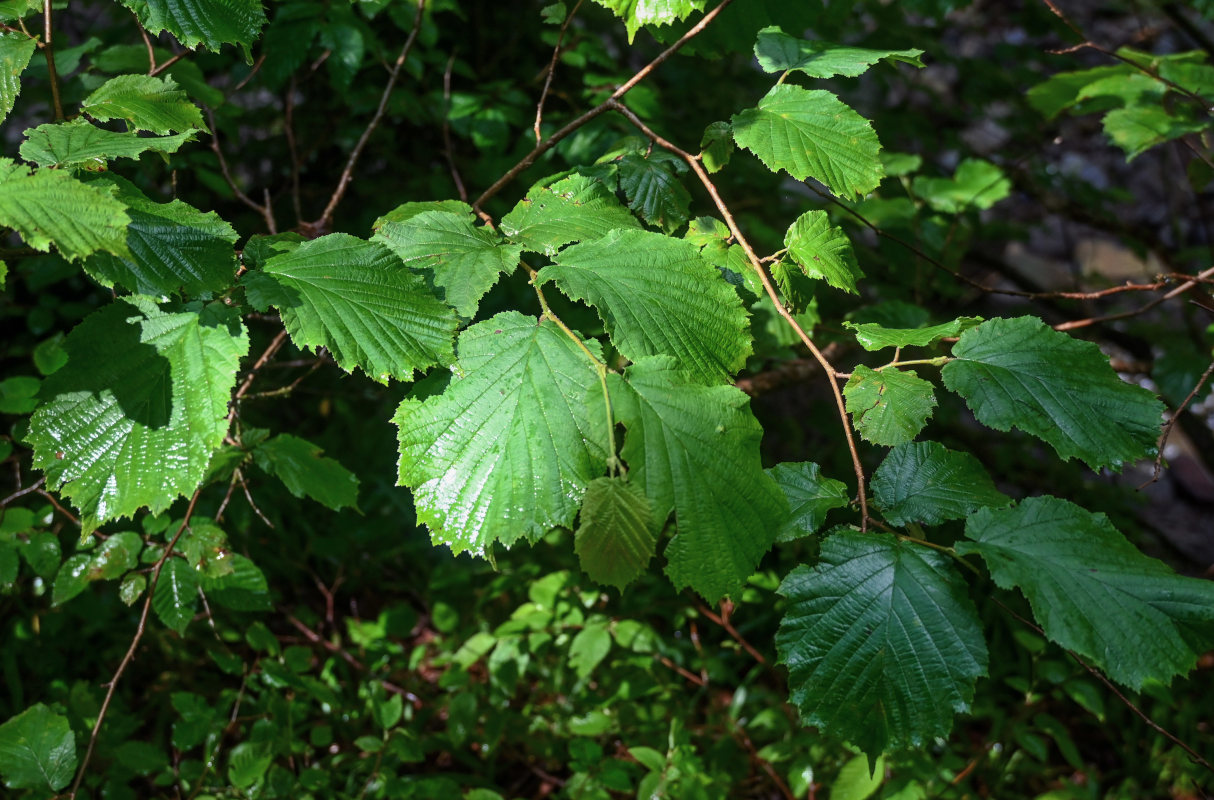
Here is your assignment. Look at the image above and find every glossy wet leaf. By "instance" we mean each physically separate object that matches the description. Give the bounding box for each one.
[153,557,198,634]
[873,441,1008,526]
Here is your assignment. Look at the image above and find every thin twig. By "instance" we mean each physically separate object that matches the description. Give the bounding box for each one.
[1141,357,1214,487]
[315,0,426,231]
[149,50,188,78]
[42,0,62,119]
[238,470,273,528]
[226,328,289,428]
[137,20,157,72]
[533,0,584,143]
[205,106,278,233]
[69,489,204,798]
[696,600,766,665]
[441,51,468,202]
[285,76,304,223]
[0,477,45,508]
[230,54,266,94]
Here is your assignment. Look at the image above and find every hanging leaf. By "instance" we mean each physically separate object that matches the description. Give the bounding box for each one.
[755,26,924,78]
[768,462,850,542]
[700,121,733,173]
[872,441,1008,526]
[0,703,77,792]
[20,119,197,169]
[500,173,641,256]
[574,477,657,591]
[0,158,130,262]
[843,366,937,446]
[253,434,360,511]
[784,210,863,294]
[590,0,707,43]
[844,316,983,351]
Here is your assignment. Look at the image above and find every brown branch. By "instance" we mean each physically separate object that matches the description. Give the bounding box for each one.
[441,52,468,203]
[137,19,157,72]
[205,106,278,233]
[1142,357,1214,487]
[533,0,584,143]
[149,50,188,77]
[69,489,204,798]
[42,0,62,120]
[283,610,366,671]
[697,599,766,665]
[315,0,426,232]
[0,476,45,508]
[608,99,871,529]
[230,54,266,94]
[472,0,737,219]
[1054,265,1214,331]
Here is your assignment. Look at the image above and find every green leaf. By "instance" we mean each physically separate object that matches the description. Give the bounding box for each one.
[52,554,94,606]
[540,229,751,384]
[373,210,522,317]
[699,121,733,173]
[616,153,692,233]
[227,742,272,789]
[731,84,883,198]
[82,74,205,134]
[1102,106,1209,161]
[500,173,642,256]
[777,531,987,758]
[574,476,657,590]
[0,32,36,127]
[253,433,360,511]
[244,233,457,384]
[568,622,612,679]
[199,553,270,611]
[116,0,266,52]
[591,0,707,43]
[0,542,16,585]
[958,496,1214,689]
[20,119,196,169]
[84,175,238,296]
[940,317,1164,470]
[872,441,1008,526]
[396,312,608,554]
[832,754,886,800]
[609,357,787,601]
[0,703,77,792]
[372,200,474,229]
[1027,64,1129,119]
[783,210,863,294]
[0,0,39,23]
[767,462,849,542]
[0,158,130,262]
[843,366,937,446]
[28,299,248,533]
[845,316,982,351]
[755,26,923,78]
[912,159,1011,213]
[153,557,198,634]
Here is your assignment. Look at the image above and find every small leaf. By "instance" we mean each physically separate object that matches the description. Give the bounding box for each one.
[777,531,987,759]
[153,557,198,634]
[699,121,733,173]
[590,0,707,43]
[767,462,849,542]
[20,118,197,169]
[81,74,205,134]
[755,26,923,78]
[227,742,272,789]
[574,477,656,590]
[0,703,77,792]
[731,84,883,198]
[616,153,692,233]
[116,0,266,52]
[0,32,37,127]
[912,159,1011,213]
[199,553,270,611]
[500,173,641,256]
[843,366,937,446]
[253,433,359,511]
[52,554,94,606]
[91,531,143,579]
[844,316,983,351]
[872,441,1008,526]
[568,622,612,679]
[1102,105,1209,161]
[119,572,147,605]
[941,317,1164,470]
[784,210,863,294]
[958,497,1214,689]
[0,158,130,262]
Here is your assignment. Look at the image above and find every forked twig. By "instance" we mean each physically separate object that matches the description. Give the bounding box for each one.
[533,0,584,143]
[1141,357,1214,487]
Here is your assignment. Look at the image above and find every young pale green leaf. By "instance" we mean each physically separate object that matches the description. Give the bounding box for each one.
[20,119,196,169]
[784,209,863,294]
[941,317,1164,470]
[500,173,641,256]
[591,0,707,42]
[609,357,787,601]
[872,441,1008,526]
[253,433,360,511]
[396,312,608,554]
[958,497,1214,689]
[777,531,987,759]
[574,476,657,591]
[0,32,36,126]
[117,0,266,52]
[153,557,198,634]
[767,462,849,542]
[0,158,130,262]
[755,26,924,77]
[28,299,248,533]
[1101,106,1208,160]
[844,316,983,351]
[616,153,692,233]
[912,159,1011,214]
[244,233,457,384]
[731,84,883,198]
[373,210,522,317]
[0,703,77,792]
[82,74,205,134]
[700,121,733,173]
[84,175,238,296]
[843,366,937,446]
[540,229,751,384]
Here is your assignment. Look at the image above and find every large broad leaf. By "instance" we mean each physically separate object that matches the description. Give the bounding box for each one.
[731,84,883,198]
[0,32,36,127]
[0,703,77,792]
[777,530,987,759]
[872,441,1008,526]
[755,26,924,78]
[253,433,359,511]
[609,357,787,601]
[82,74,205,134]
[783,210,863,294]
[768,462,849,542]
[843,366,936,446]
[28,298,248,533]
[912,159,1011,214]
[500,173,641,256]
[540,229,751,384]
[574,476,657,591]
[0,158,130,262]
[373,209,522,318]
[591,0,707,42]
[84,175,238,296]
[616,153,692,233]
[958,497,1214,689]
[396,312,608,554]
[244,233,457,384]
[844,316,983,351]
[20,119,196,169]
[116,0,266,52]
[153,557,198,634]
[941,317,1164,470]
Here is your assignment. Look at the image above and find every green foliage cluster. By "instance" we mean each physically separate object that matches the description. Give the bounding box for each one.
[1,0,1213,798]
